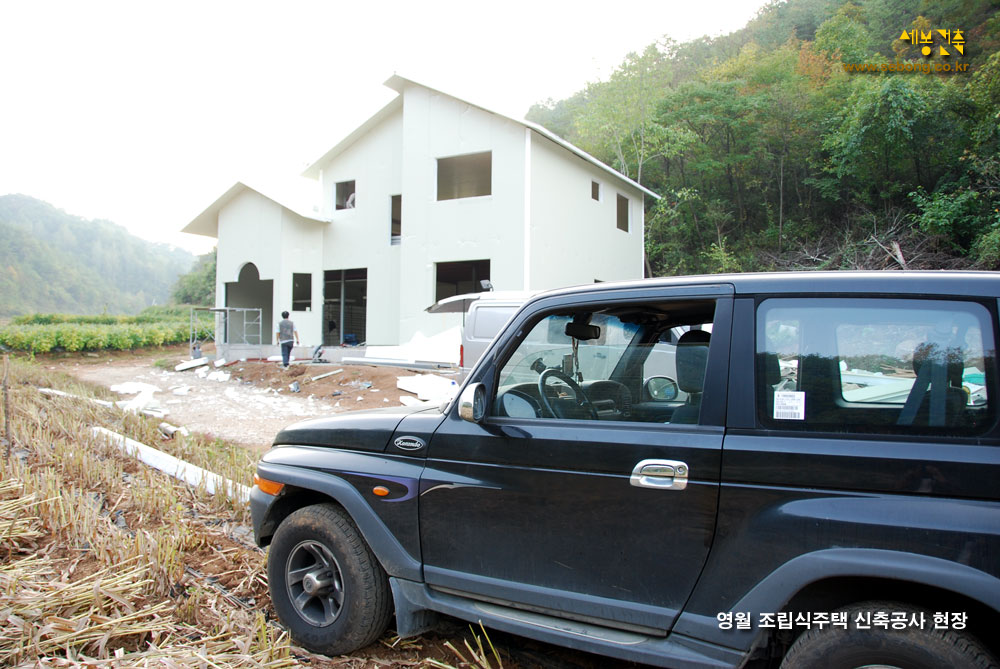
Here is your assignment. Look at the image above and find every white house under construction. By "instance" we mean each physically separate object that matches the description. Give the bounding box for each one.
[181,75,656,353]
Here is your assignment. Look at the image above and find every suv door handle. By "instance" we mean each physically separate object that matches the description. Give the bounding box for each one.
[630,459,688,491]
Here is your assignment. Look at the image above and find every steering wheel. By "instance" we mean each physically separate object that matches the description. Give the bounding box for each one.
[538,368,599,420]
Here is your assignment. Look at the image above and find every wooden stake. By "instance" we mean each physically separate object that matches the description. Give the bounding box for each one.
[2,354,10,459]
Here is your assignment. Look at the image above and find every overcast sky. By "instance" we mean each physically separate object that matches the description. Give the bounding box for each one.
[0,0,769,255]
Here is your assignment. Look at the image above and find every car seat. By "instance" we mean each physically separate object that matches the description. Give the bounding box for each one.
[670,330,711,424]
[898,342,966,427]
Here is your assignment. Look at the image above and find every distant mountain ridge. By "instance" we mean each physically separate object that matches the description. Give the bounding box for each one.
[0,194,194,318]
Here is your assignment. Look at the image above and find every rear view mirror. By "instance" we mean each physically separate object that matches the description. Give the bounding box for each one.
[565,320,601,341]
[564,313,601,341]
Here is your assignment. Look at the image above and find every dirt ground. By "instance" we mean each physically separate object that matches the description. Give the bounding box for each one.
[48,344,454,452]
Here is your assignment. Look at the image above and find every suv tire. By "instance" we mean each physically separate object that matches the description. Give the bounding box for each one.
[780,601,998,669]
[267,504,392,655]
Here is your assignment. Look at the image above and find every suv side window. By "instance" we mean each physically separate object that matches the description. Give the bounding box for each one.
[493,300,717,424]
[756,298,996,435]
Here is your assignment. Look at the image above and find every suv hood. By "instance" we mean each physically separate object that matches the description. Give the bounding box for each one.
[273,403,441,451]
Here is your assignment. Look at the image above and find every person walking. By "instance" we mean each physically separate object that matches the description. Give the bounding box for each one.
[276,311,300,368]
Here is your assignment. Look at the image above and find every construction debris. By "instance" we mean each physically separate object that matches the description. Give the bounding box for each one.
[157,422,190,439]
[396,374,459,402]
[39,387,167,419]
[92,427,250,503]
[310,368,343,382]
[39,387,114,408]
[111,382,168,418]
[399,396,429,407]
[174,357,209,372]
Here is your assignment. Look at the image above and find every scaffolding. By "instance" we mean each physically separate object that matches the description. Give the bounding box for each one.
[190,307,264,359]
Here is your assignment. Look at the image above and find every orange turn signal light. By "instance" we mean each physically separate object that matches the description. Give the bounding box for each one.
[253,474,284,496]
[372,486,390,497]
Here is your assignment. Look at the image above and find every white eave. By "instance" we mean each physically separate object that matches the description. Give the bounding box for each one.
[181,181,330,239]
[301,74,659,201]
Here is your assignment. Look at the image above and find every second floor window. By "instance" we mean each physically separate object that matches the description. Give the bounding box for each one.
[617,194,629,232]
[437,151,492,200]
[391,194,401,245]
[336,180,356,210]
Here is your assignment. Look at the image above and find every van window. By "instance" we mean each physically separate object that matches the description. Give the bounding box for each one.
[756,298,996,435]
[471,305,517,340]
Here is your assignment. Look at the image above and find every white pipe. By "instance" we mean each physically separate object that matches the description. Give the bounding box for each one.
[39,387,166,419]
[92,427,250,504]
[40,387,115,408]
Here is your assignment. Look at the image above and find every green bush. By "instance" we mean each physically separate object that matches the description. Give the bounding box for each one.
[0,312,214,353]
[56,324,85,352]
[81,325,108,350]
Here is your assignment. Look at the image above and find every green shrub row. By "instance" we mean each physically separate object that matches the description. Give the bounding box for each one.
[0,321,214,353]
[13,305,215,326]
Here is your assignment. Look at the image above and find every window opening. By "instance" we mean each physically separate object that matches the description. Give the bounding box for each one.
[617,194,629,232]
[437,151,492,200]
[336,180,356,210]
[292,273,312,312]
[323,268,367,346]
[435,259,490,301]
[592,181,600,201]
[390,194,401,245]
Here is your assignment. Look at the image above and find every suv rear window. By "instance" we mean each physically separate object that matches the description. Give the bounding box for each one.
[756,298,996,435]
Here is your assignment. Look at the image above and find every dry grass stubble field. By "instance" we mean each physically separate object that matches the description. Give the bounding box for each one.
[0,353,627,668]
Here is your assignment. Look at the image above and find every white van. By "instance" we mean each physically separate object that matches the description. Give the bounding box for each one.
[426,291,534,376]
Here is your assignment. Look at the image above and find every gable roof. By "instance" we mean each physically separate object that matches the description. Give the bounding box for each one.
[302,75,659,200]
[182,181,328,238]
[301,96,402,180]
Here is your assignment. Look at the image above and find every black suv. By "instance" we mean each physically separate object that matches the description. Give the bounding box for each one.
[251,272,1000,668]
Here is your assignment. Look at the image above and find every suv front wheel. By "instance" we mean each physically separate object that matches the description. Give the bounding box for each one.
[267,504,392,655]
[780,601,997,669]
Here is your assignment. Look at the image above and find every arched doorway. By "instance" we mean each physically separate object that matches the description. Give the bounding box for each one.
[225,263,273,344]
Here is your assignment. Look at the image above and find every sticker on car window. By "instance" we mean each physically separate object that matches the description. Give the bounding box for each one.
[774,391,805,420]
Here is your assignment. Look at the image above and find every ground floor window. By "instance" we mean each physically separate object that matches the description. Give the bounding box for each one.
[292,273,311,311]
[435,259,490,301]
[324,268,367,346]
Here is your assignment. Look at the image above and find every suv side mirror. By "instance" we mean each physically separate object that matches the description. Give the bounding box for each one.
[458,383,487,423]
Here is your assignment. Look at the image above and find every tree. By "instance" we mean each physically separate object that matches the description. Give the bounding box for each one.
[822,76,966,212]
[171,249,216,305]
[814,2,874,62]
[574,42,685,185]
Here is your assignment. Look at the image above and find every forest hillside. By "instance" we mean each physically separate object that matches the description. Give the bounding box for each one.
[527,0,1000,275]
[0,194,195,317]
